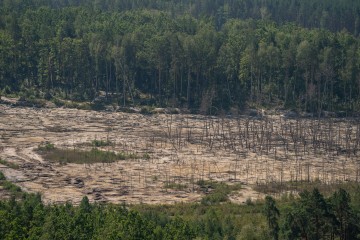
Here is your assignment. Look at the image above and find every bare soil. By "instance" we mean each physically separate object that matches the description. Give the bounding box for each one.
[0,103,359,204]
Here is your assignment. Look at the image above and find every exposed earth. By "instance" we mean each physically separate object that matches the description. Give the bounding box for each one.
[0,101,359,205]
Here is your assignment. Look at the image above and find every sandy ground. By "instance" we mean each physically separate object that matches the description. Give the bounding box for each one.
[0,104,359,204]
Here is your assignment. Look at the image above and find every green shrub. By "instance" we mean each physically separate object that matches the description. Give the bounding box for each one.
[143,153,151,160]
[0,171,5,180]
[198,180,241,205]
[245,198,254,206]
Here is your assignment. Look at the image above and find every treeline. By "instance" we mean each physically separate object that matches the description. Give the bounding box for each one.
[1,4,360,113]
[1,188,360,239]
[2,0,360,35]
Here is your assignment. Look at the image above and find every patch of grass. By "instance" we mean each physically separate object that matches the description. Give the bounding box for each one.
[197,180,242,205]
[0,159,20,169]
[38,147,141,164]
[37,142,55,151]
[91,139,112,147]
[164,182,187,190]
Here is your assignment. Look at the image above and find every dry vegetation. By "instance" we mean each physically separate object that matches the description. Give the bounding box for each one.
[0,103,359,204]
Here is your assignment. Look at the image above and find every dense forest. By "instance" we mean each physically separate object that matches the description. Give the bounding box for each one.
[0,188,360,239]
[1,0,360,113]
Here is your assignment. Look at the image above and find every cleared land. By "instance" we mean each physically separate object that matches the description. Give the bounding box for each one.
[0,103,359,204]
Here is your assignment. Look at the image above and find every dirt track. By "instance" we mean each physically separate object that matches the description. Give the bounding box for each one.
[0,104,359,204]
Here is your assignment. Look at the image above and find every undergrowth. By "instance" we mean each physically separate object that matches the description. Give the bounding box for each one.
[197,180,242,205]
